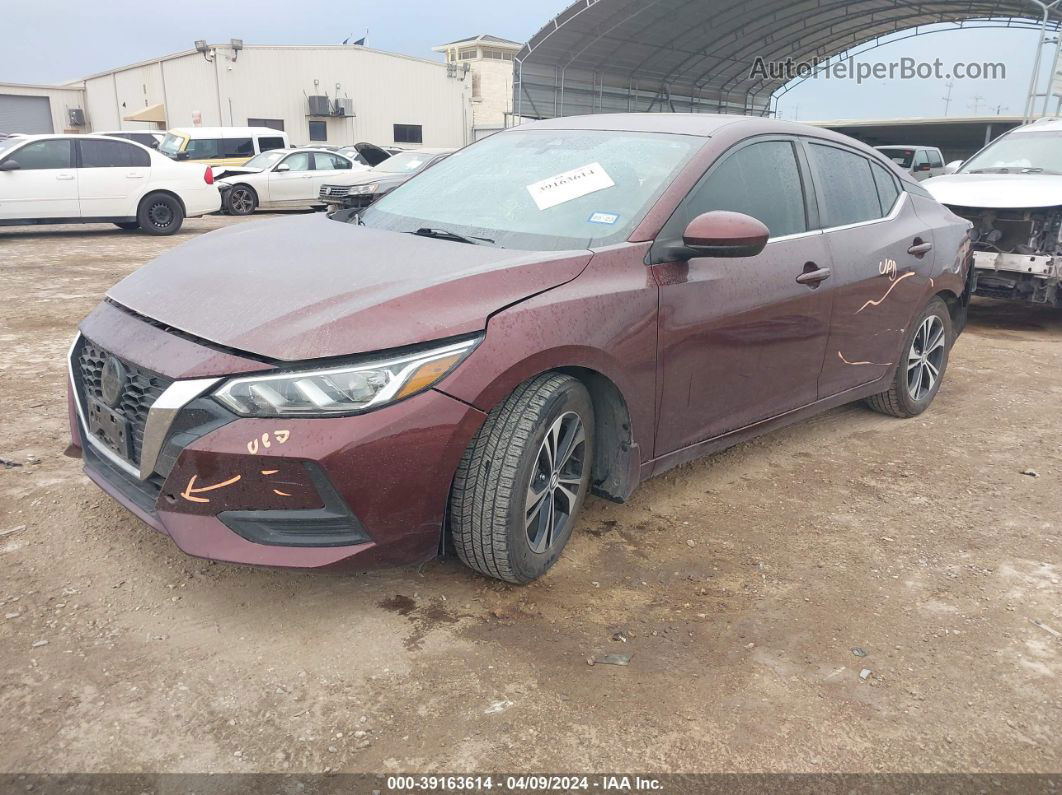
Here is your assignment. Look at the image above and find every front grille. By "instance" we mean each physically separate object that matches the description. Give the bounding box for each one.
[74,337,173,466]
[320,185,350,198]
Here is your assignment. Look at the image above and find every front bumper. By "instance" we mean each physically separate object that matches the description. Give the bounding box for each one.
[68,320,485,570]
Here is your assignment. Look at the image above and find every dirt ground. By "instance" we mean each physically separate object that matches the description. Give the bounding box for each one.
[0,214,1059,775]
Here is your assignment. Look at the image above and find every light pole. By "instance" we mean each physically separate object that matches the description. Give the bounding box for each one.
[1024,0,1062,121]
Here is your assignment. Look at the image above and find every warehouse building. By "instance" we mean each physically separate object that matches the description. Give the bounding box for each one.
[0,40,478,148]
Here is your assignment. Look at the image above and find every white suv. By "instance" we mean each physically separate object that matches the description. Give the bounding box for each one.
[0,134,220,235]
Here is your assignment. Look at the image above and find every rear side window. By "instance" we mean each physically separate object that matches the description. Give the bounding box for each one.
[258,136,286,152]
[314,152,350,170]
[680,140,807,238]
[185,138,222,159]
[6,139,72,170]
[807,143,883,227]
[224,137,254,157]
[870,162,900,214]
[79,139,150,168]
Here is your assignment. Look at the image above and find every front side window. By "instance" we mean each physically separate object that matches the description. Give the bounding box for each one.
[927,150,944,168]
[360,128,700,251]
[913,150,930,168]
[185,138,222,159]
[807,143,884,228]
[881,149,915,168]
[308,121,327,142]
[79,139,150,168]
[393,124,423,144]
[675,140,807,239]
[4,139,72,170]
[279,152,312,171]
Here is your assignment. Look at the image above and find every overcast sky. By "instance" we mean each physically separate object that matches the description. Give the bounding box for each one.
[0,0,1053,120]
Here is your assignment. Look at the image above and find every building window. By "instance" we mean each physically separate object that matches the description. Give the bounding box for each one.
[393,124,423,144]
[248,118,285,131]
[458,47,478,60]
[308,120,327,142]
[482,48,512,60]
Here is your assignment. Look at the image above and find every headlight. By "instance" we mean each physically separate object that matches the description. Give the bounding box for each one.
[213,337,479,417]
[348,183,378,195]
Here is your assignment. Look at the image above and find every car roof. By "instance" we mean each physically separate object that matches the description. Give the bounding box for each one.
[1016,117,1062,133]
[166,127,288,137]
[876,145,939,150]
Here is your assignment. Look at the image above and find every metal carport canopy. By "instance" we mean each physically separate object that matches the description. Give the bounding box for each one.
[515,0,1059,119]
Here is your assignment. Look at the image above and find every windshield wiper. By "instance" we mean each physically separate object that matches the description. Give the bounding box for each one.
[411,227,494,245]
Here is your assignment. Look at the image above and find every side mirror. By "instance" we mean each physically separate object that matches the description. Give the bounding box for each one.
[0,159,20,171]
[944,160,963,175]
[675,211,770,259]
[173,151,189,161]
[915,162,932,172]
[275,163,291,172]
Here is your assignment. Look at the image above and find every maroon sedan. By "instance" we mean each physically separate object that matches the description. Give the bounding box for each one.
[68,114,973,583]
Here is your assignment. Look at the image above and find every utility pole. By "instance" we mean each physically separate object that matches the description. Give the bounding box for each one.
[968,95,985,115]
[993,104,1009,115]
[942,81,954,116]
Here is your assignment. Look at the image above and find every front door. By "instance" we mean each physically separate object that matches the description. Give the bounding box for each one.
[0,138,78,219]
[651,138,835,455]
[266,151,315,204]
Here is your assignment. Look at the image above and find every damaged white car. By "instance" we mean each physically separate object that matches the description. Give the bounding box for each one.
[923,117,1062,307]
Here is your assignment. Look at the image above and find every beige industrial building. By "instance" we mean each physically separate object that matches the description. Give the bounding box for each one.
[0,38,524,147]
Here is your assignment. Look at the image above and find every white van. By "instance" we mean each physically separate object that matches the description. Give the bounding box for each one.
[158,126,290,167]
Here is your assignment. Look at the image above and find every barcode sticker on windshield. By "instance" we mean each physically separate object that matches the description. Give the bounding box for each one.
[526,162,615,210]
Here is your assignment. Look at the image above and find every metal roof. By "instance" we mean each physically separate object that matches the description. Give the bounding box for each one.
[515,0,1062,118]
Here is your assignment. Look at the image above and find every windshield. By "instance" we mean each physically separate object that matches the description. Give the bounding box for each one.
[373,151,437,174]
[159,133,185,157]
[243,150,288,170]
[879,148,914,168]
[960,131,1062,174]
[0,138,21,157]
[359,129,701,250]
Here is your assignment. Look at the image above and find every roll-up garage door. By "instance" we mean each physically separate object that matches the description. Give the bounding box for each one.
[0,94,54,134]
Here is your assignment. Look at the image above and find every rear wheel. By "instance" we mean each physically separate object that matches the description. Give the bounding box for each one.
[449,374,594,584]
[137,193,184,236]
[226,185,258,215]
[113,221,139,231]
[866,297,952,418]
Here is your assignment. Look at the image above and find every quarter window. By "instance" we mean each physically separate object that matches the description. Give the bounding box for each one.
[870,162,900,215]
[79,139,150,168]
[393,124,423,144]
[679,140,807,238]
[5,139,72,170]
[807,143,884,227]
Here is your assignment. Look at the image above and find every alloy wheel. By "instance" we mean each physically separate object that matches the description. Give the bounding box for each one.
[230,188,254,214]
[525,411,586,554]
[907,314,946,401]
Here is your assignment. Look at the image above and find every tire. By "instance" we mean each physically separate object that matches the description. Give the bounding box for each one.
[866,297,953,418]
[450,374,594,584]
[137,193,184,236]
[226,185,258,216]
[113,221,139,231]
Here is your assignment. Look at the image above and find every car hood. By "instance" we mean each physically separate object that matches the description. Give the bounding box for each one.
[106,213,593,362]
[922,172,1062,208]
[213,166,262,181]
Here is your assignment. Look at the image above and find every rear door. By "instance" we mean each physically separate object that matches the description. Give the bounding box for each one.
[651,137,835,454]
[75,139,151,218]
[0,138,78,219]
[311,152,353,196]
[806,141,934,397]
[266,151,315,203]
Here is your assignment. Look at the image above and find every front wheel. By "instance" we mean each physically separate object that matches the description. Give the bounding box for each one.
[449,374,594,584]
[137,193,184,236]
[866,297,953,418]
[226,185,258,215]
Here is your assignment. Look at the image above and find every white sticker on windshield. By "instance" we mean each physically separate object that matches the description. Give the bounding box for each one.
[588,212,619,225]
[526,162,615,210]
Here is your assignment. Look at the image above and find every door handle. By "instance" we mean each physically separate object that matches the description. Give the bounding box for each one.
[908,238,933,257]
[55,174,74,181]
[126,172,144,179]
[796,263,831,287]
